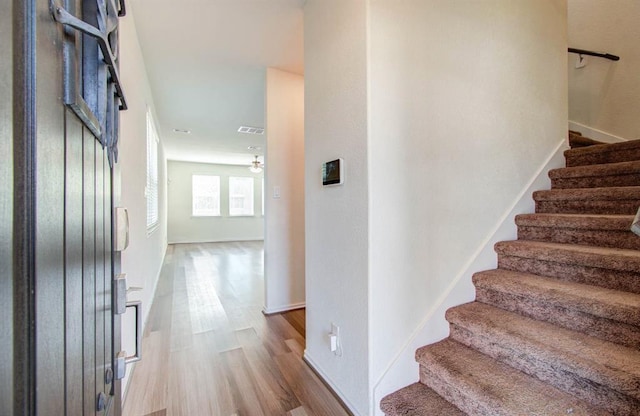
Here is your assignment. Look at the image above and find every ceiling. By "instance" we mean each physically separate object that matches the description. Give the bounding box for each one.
[129,0,305,166]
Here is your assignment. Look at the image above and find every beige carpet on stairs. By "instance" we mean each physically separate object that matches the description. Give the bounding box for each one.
[380,134,640,415]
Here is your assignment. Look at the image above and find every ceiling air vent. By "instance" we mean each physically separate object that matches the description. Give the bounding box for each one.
[238,126,264,135]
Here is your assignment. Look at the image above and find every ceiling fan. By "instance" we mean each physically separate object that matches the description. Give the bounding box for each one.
[249,155,264,173]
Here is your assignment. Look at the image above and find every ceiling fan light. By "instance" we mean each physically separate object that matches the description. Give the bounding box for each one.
[249,155,263,173]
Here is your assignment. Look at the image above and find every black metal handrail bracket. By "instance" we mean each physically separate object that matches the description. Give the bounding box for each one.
[569,47,620,61]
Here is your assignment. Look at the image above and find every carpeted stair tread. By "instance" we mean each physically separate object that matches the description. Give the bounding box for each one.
[446,302,640,413]
[496,240,640,293]
[565,139,640,167]
[474,269,640,348]
[534,186,640,215]
[495,240,640,272]
[380,383,465,416]
[568,132,604,148]
[549,160,640,188]
[416,339,610,416]
[473,269,640,326]
[515,213,639,250]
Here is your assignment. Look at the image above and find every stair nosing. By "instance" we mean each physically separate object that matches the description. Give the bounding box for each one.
[533,186,640,201]
[549,160,640,179]
[515,213,635,230]
[564,139,640,156]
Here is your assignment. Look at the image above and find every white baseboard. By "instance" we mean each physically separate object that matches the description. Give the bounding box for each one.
[167,237,264,244]
[262,301,306,315]
[569,121,628,143]
[303,351,360,415]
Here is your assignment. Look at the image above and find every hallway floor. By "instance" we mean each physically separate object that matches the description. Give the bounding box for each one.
[123,242,348,416]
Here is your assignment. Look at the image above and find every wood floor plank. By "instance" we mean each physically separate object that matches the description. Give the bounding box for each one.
[282,309,306,338]
[285,338,305,357]
[123,242,349,416]
[143,410,166,416]
[274,351,349,416]
[122,331,170,416]
[236,328,302,413]
[220,348,267,416]
[288,406,310,416]
[193,331,236,415]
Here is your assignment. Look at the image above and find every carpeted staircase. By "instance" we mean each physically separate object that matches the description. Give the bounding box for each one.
[381,133,640,415]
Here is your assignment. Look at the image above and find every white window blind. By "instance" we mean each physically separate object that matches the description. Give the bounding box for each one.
[229,177,254,216]
[192,175,221,216]
[146,109,159,230]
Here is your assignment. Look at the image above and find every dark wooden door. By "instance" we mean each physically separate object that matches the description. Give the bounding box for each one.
[4,0,126,415]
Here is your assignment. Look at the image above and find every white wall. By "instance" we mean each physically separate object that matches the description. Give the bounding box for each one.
[305,1,567,414]
[119,4,168,396]
[167,160,264,243]
[369,2,567,411]
[568,0,640,139]
[264,68,306,314]
[304,2,370,414]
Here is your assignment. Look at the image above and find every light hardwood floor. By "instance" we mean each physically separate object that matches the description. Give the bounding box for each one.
[123,242,349,416]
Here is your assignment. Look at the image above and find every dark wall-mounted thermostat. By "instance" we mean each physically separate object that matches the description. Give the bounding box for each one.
[322,158,344,186]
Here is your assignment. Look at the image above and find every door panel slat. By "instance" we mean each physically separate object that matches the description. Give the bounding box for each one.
[35,0,66,410]
[83,131,97,416]
[65,109,85,415]
[95,140,106,410]
[0,0,13,412]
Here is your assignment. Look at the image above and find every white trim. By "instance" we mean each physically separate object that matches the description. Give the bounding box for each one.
[569,121,629,143]
[371,138,569,415]
[121,245,168,403]
[262,301,306,315]
[167,238,264,245]
[303,351,360,416]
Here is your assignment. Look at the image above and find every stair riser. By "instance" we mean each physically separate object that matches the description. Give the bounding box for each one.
[517,226,640,250]
[552,173,640,189]
[418,364,505,416]
[475,289,640,349]
[566,148,640,167]
[497,256,640,294]
[448,324,640,416]
[535,200,640,215]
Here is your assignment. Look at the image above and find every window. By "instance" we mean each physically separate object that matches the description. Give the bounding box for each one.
[229,177,254,216]
[146,109,159,230]
[192,175,221,216]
